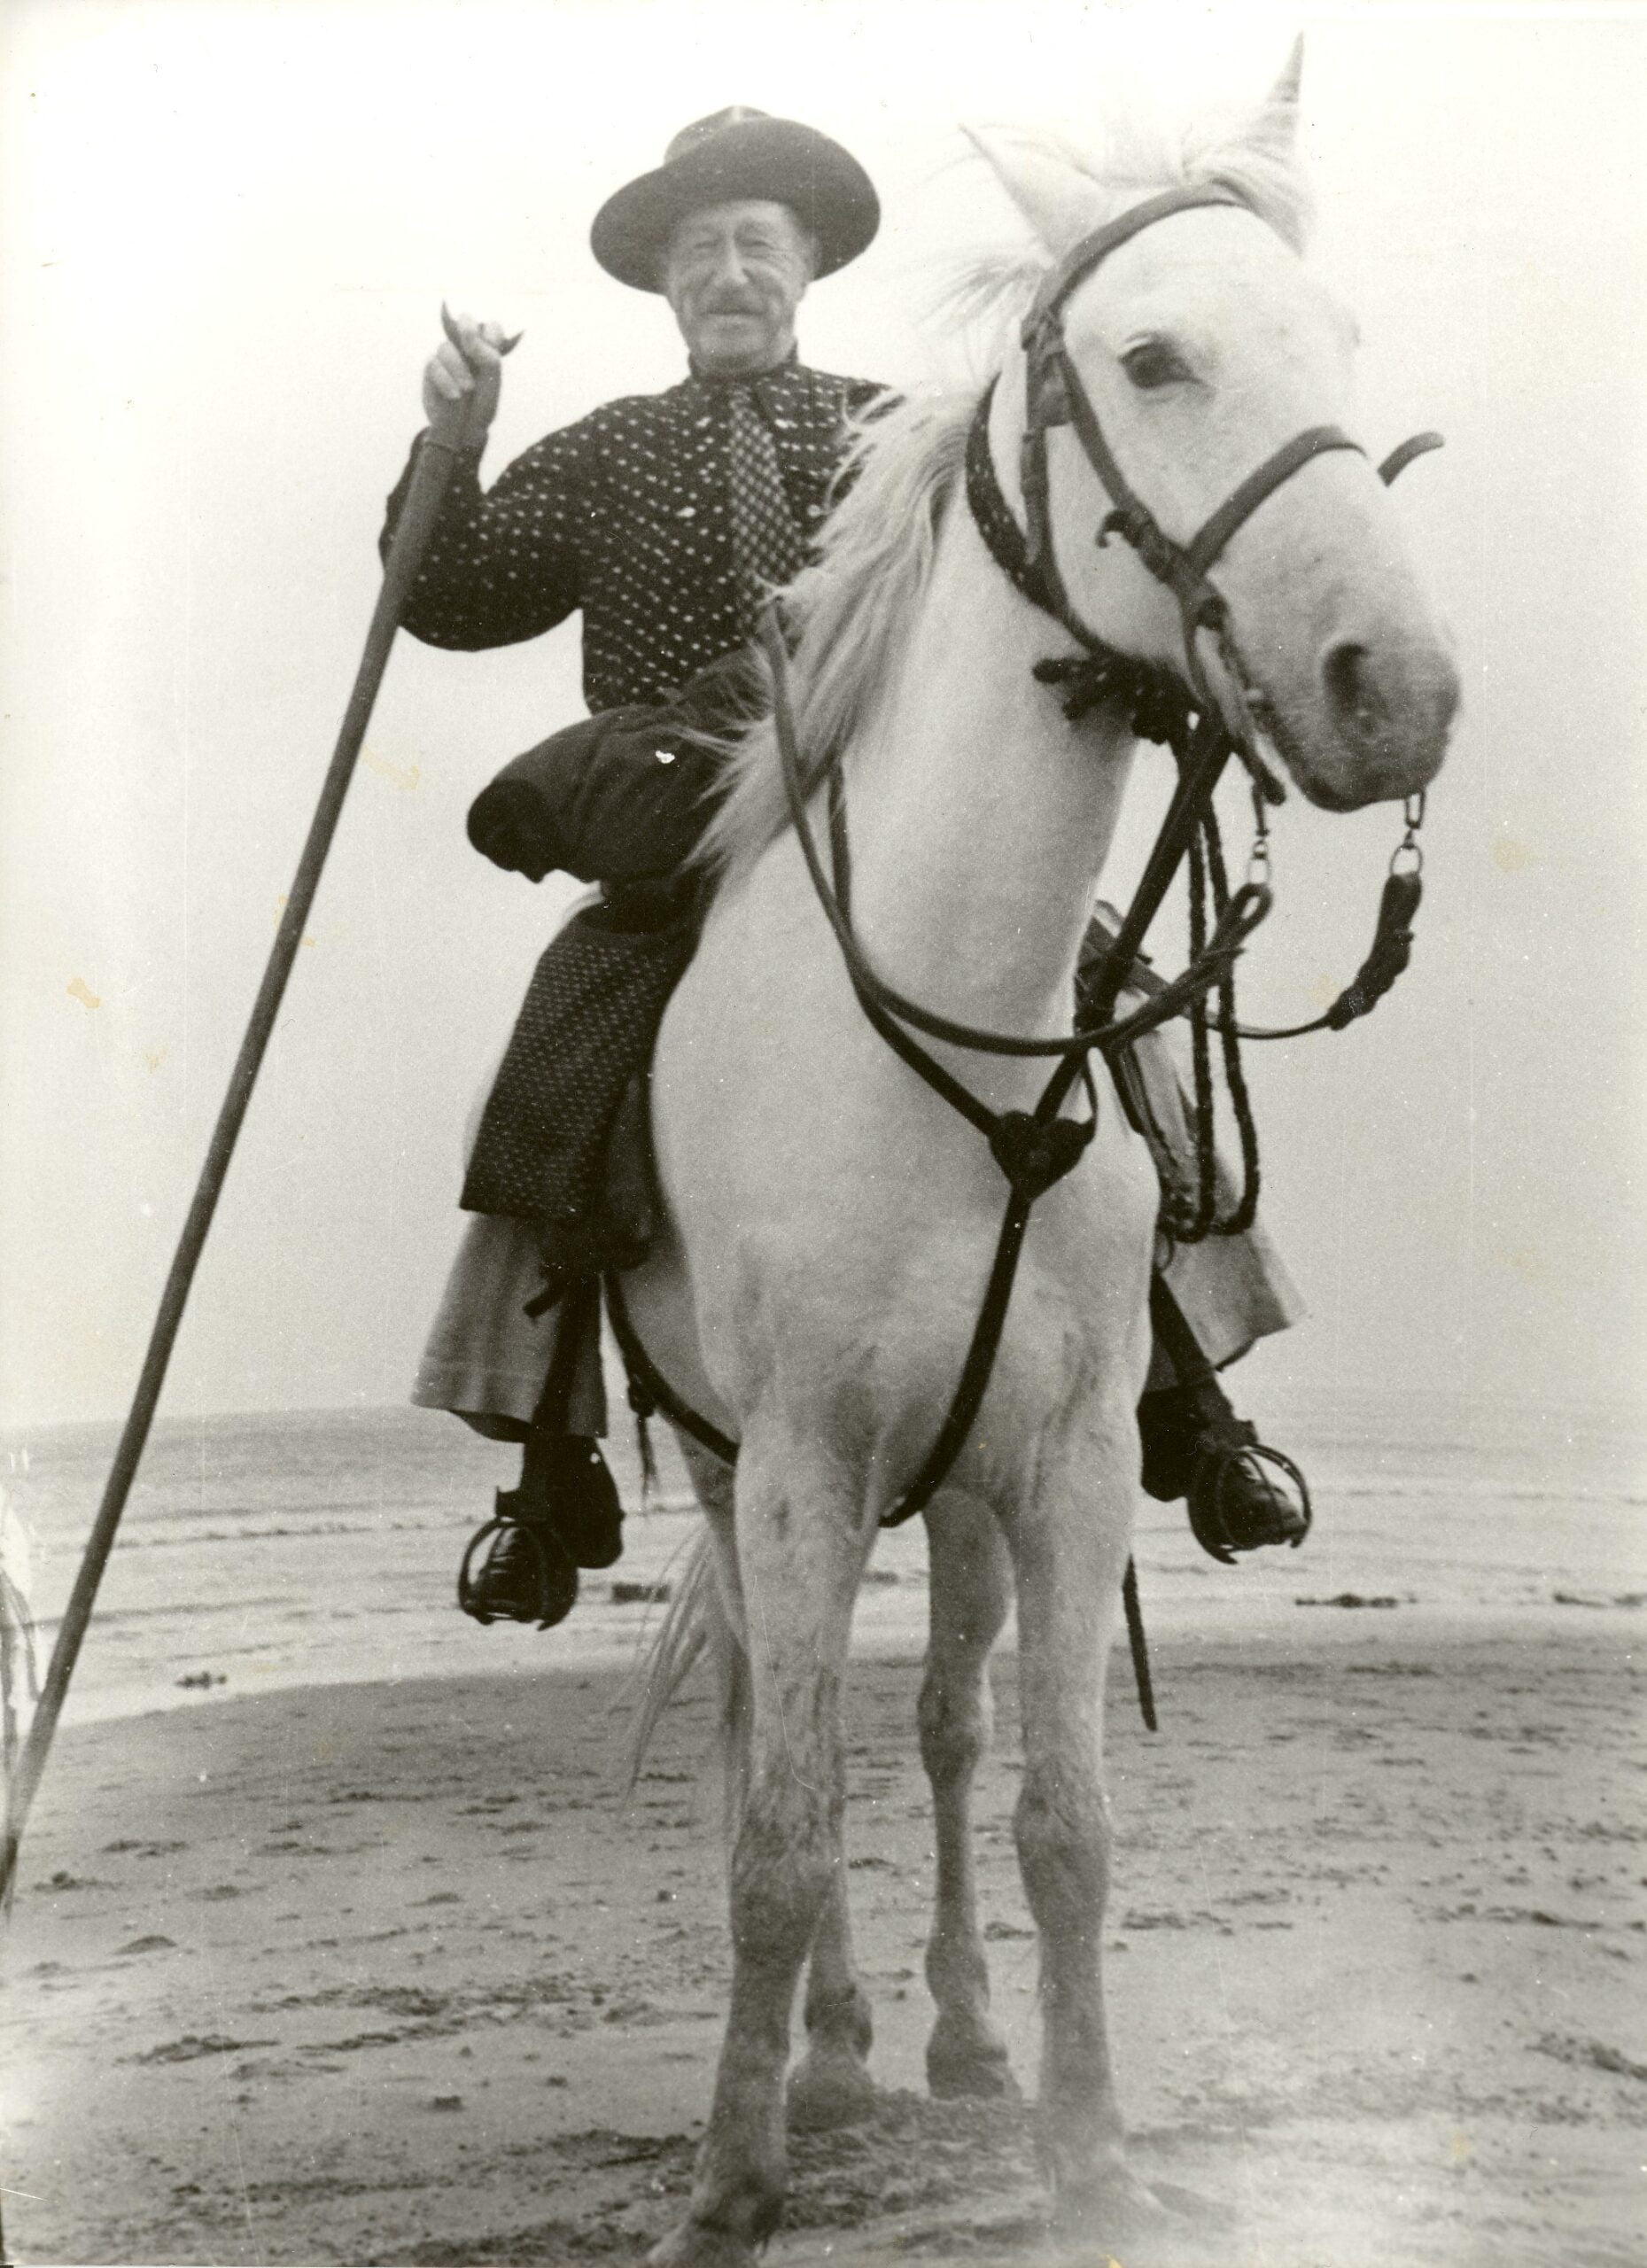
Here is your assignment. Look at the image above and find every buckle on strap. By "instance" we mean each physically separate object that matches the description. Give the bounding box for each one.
[1098,502,1184,592]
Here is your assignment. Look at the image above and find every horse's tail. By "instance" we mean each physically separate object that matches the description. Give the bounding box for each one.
[625,1521,751,1839]
[624,1525,740,1799]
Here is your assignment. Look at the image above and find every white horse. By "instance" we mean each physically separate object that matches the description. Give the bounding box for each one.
[624,59,1457,2265]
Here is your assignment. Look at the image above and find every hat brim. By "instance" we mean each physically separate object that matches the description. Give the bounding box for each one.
[591,119,880,292]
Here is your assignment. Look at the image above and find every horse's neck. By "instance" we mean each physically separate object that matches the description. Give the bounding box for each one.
[836,508,1136,1039]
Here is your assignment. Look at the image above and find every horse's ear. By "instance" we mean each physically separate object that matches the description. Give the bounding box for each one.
[1247,34,1303,161]
[961,124,1109,258]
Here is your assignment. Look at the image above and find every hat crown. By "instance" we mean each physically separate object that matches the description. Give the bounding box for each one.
[592,109,879,292]
[664,107,771,167]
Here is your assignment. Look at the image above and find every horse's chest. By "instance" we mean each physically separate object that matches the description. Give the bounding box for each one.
[654,884,1157,1422]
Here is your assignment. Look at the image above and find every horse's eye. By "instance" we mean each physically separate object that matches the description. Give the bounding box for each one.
[1120,340,1190,391]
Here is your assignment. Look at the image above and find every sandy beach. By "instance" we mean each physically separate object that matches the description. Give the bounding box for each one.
[3,1403,1643,2264]
[3,1581,1643,2266]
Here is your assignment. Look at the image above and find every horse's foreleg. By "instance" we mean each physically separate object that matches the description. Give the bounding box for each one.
[652,1433,873,2268]
[921,1493,1017,2100]
[682,1463,872,2138]
[1009,1429,1165,2241]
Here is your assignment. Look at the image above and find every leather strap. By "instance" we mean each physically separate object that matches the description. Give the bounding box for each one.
[1181,423,1363,582]
[1020,186,1249,343]
[603,1270,739,1466]
[763,608,1268,1069]
[964,384,1197,749]
[1378,431,1444,486]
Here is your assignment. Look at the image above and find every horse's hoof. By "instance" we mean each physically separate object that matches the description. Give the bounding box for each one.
[786,2050,879,2131]
[648,2222,760,2268]
[927,2045,1020,2101]
[926,2015,1019,2101]
[1051,2166,1173,2245]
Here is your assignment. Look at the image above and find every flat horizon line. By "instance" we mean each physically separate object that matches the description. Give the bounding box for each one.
[5,1385,1644,1446]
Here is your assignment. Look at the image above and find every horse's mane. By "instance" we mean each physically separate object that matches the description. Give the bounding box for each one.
[698,101,1312,885]
[695,392,974,882]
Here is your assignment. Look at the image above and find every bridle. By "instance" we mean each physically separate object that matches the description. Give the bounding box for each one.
[1010,184,1441,792]
[608,182,1446,1725]
[1020,187,1349,759]
[967,183,1440,1052]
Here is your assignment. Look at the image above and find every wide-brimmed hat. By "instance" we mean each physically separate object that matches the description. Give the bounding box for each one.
[591,107,880,292]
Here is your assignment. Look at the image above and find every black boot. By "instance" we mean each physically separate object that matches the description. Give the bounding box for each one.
[457,1491,580,1628]
[1141,1280,1311,1565]
[1138,1379,1311,1564]
[456,1434,624,1628]
[521,1431,625,1569]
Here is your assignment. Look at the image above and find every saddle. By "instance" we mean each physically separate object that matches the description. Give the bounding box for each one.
[457,655,1168,1319]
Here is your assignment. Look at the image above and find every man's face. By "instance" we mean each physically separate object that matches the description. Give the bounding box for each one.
[664,199,814,377]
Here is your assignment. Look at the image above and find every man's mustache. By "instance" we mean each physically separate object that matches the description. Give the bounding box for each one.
[702,296,765,316]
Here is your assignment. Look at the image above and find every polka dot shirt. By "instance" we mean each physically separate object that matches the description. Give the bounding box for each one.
[384,359,888,712]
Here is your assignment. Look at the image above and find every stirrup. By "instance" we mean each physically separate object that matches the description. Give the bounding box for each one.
[1185,1423,1312,1566]
[456,1495,579,1628]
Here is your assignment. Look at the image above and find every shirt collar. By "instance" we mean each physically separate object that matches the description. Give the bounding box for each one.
[685,346,802,392]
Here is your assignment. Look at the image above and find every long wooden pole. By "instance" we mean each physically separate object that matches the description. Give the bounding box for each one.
[0,431,464,1909]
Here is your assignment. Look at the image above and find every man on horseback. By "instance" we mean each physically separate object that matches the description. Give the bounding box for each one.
[384,106,1309,1631]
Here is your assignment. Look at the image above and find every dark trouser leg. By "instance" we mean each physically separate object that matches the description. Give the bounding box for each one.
[518,1274,624,1560]
[1138,1274,1311,1563]
[457,1278,625,1629]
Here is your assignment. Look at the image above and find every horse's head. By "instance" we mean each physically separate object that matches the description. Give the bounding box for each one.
[972,49,1458,811]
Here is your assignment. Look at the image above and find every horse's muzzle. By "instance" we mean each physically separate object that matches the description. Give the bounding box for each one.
[1309,629,1458,807]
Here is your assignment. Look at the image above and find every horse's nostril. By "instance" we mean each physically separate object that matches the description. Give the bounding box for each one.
[1322,641,1385,740]
[1320,638,1458,773]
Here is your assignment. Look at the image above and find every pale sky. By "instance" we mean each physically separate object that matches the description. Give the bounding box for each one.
[2,0,1643,1432]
